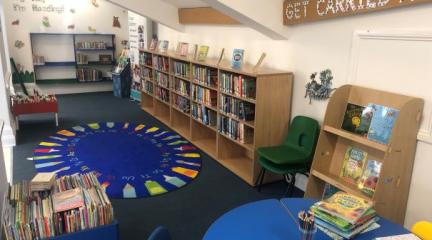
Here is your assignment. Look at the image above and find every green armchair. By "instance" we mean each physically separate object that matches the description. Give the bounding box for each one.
[255,116,320,196]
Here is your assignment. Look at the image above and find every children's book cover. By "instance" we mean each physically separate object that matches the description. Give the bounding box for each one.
[197,45,209,61]
[159,40,169,53]
[367,104,400,145]
[231,49,244,69]
[358,159,383,197]
[340,146,367,184]
[316,191,374,224]
[341,103,365,133]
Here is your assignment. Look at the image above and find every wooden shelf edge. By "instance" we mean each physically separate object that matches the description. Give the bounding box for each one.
[193,139,217,158]
[220,91,256,104]
[172,74,191,82]
[311,169,373,201]
[323,125,388,152]
[191,80,218,91]
[172,105,191,117]
[219,132,254,151]
[191,99,218,112]
[219,112,255,128]
[192,117,217,132]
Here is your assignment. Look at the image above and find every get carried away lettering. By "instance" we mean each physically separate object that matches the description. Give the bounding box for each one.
[283,0,431,24]
[285,0,390,20]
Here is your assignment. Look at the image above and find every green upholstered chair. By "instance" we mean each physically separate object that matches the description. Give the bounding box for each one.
[255,116,320,196]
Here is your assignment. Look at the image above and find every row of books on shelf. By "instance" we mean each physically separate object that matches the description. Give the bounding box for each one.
[311,191,379,239]
[155,87,169,103]
[218,116,253,144]
[140,66,153,79]
[220,72,256,100]
[173,95,190,114]
[142,80,153,95]
[173,61,190,78]
[192,65,218,88]
[191,85,217,107]
[155,71,169,88]
[76,53,88,65]
[76,41,108,49]
[139,52,152,66]
[2,172,113,240]
[342,103,400,145]
[191,103,217,127]
[173,78,190,97]
[153,56,169,72]
[340,146,382,197]
[220,95,255,121]
[77,68,102,82]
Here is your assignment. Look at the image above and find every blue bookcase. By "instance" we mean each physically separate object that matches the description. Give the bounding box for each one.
[30,33,116,84]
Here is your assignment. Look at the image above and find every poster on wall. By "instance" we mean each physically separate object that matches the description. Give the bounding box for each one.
[128,11,147,66]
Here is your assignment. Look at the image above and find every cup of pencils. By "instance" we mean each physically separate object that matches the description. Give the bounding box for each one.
[298,210,316,240]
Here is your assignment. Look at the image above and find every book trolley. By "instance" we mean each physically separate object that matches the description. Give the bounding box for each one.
[138,49,294,186]
[305,85,424,224]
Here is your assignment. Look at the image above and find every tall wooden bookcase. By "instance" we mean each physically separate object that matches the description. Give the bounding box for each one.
[138,49,294,185]
[305,85,424,224]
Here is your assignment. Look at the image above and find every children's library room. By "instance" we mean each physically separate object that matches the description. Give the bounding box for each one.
[0,0,431,239]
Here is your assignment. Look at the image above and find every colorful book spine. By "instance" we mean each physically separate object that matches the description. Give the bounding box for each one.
[173,61,190,78]
[218,116,254,144]
[220,95,255,121]
[173,94,190,113]
[191,85,217,107]
[191,103,217,127]
[173,78,190,97]
[192,65,217,88]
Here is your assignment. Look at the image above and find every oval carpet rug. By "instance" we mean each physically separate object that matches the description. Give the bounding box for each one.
[32,122,202,199]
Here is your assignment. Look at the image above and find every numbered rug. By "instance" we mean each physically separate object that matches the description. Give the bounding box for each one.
[32,122,202,199]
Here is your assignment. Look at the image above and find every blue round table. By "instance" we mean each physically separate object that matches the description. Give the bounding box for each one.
[204,198,410,240]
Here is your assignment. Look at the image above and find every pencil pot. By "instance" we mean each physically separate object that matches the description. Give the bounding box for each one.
[299,225,317,240]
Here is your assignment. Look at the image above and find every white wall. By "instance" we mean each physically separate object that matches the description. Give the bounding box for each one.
[4,0,128,72]
[156,4,432,228]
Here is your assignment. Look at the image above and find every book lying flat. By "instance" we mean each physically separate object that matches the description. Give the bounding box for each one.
[52,188,84,213]
[375,234,421,240]
[316,192,374,224]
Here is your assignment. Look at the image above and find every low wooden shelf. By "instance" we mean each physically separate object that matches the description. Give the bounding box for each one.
[139,49,294,186]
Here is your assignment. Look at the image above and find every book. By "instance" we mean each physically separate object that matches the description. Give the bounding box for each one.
[179,42,189,56]
[316,191,374,224]
[315,216,379,239]
[31,172,56,191]
[231,48,244,69]
[341,103,369,135]
[52,188,84,213]
[149,38,158,50]
[340,147,367,184]
[159,40,169,53]
[367,104,400,145]
[197,45,209,61]
[375,234,421,240]
[358,159,383,197]
[322,183,340,200]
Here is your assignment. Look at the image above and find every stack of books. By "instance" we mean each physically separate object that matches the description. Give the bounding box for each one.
[310,191,379,239]
[2,172,113,240]
[31,172,56,191]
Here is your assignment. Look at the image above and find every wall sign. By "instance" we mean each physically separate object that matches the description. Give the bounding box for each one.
[283,0,432,25]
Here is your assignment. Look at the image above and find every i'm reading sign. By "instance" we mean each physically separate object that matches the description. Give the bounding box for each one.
[283,0,432,25]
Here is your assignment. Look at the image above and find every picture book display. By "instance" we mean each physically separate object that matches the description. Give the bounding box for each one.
[341,103,399,145]
[231,49,244,69]
[197,45,209,61]
[367,104,400,145]
[179,42,189,56]
[358,159,383,197]
[159,40,169,53]
[340,147,367,184]
[149,38,158,50]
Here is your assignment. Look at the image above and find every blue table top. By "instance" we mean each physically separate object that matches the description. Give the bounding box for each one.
[204,198,409,240]
[280,198,409,240]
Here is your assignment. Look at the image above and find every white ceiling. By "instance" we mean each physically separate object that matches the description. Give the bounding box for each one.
[160,0,209,8]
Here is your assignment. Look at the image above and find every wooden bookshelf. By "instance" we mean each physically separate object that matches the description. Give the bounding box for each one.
[138,49,294,185]
[305,85,424,224]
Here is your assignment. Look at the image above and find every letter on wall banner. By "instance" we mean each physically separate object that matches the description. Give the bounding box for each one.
[283,0,432,25]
